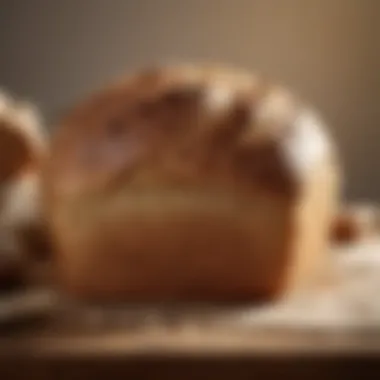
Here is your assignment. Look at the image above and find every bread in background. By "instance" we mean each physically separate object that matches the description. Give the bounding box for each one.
[0,90,49,290]
[330,203,379,244]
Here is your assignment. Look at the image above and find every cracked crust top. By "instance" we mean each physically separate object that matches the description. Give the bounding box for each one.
[47,64,337,202]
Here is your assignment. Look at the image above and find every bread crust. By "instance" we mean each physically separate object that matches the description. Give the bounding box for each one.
[45,65,341,302]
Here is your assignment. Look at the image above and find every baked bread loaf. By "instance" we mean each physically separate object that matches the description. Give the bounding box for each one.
[0,90,48,289]
[44,65,341,302]
[331,203,379,244]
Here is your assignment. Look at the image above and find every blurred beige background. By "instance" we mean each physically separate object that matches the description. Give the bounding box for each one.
[0,0,378,199]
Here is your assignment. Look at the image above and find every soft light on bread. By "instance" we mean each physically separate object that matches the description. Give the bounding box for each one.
[44,65,341,302]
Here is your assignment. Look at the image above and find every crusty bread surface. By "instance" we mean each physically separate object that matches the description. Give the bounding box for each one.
[44,65,341,302]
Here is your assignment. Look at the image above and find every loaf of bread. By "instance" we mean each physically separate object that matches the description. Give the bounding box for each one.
[331,203,379,244]
[0,90,48,289]
[44,65,341,302]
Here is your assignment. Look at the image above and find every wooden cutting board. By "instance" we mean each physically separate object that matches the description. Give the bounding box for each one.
[1,239,380,379]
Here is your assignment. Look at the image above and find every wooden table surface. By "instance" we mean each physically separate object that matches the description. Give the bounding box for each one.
[1,292,380,379]
[1,316,380,379]
[2,240,380,378]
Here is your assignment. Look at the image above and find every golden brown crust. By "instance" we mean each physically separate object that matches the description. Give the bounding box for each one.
[44,65,340,302]
[47,65,336,203]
